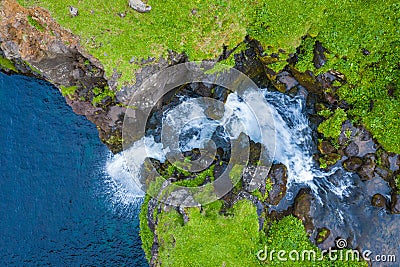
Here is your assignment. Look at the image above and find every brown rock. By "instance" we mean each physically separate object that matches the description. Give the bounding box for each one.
[344,142,359,157]
[343,157,363,172]
[390,194,400,214]
[357,155,376,181]
[318,140,335,155]
[371,194,387,208]
[293,189,314,234]
[266,164,288,205]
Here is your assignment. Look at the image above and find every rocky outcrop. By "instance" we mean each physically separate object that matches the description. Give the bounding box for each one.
[265,163,288,206]
[0,0,127,152]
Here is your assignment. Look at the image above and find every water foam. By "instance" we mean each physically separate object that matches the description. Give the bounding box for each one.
[104,87,353,208]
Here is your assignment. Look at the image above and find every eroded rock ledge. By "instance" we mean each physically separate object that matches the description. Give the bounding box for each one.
[0,0,186,153]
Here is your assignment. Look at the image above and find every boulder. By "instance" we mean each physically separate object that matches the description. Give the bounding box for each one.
[293,189,314,234]
[344,142,359,157]
[391,194,400,214]
[343,157,363,172]
[266,164,288,205]
[318,140,335,155]
[371,194,387,208]
[357,154,376,181]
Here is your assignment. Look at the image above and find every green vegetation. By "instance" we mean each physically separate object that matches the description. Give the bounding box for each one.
[262,216,366,266]
[18,0,400,152]
[27,15,46,31]
[60,85,78,97]
[175,165,215,187]
[156,200,262,266]
[19,0,257,86]
[318,108,347,140]
[139,194,153,262]
[0,56,17,72]
[395,175,400,194]
[153,199,366,266]
[91,86,115,106]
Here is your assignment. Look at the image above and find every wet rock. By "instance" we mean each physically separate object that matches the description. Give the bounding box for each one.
[375,167,389,180]
[293,189,314,234]
[371,194,387,208]
[178,206,189,224]
[390,194,400,214]
[343,157,363,172]
[129,0,152,13]
[357,154,376,181]
[266,164,288,206]
[344,142,359,157]
[388,154,400,172]
[318,140,336,155]
[277,71,298,91]
[313,41,327,69]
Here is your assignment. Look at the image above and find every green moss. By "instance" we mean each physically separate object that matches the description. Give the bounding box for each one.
[139,194,154,262]
[27,15,45,31]
[60,85,78,97]
[318,108,347,140]
[262,216,366,266]
[156,199,262,266]
[0,57,17,72]
[395,175,400,194]
[19,0,258,87]
[18,0,400,152]
[174,165,214,187]
[252,177,273,201]
[91,86,115,106]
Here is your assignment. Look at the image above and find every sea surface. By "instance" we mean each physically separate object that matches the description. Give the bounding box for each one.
[0,73,148,266]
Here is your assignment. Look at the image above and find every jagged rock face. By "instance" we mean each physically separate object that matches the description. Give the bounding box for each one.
[0,0,125,152]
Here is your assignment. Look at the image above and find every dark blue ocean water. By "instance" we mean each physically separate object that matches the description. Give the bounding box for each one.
[0,73,148,266]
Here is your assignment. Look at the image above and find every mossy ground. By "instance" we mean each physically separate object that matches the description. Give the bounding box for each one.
[18,0,400,153]
[154,199,366,266]
[18,0,256,87]
[0,56,18,72]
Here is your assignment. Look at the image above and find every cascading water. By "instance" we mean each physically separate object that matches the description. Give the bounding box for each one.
[106,85,400,262]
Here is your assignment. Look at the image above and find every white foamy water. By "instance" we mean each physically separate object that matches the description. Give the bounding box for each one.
[105,87,353,208]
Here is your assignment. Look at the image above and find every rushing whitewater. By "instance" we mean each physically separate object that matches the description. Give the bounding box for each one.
[105,86,353,206]
[104,85,400,259]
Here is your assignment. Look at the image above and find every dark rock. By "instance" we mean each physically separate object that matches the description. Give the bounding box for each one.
[357,154,376,181]
[371,193,387,208]
[344,142,359,157]
[293,189,314,234]
[277,71,298,91]
[318,140,336,155]
[388,154,400,172]
[375,167,389,180]
[266,164,288,206]
[362,48,370,55]
[343,157,363,172]
[313,41,327,69]
[391,194,400,214]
